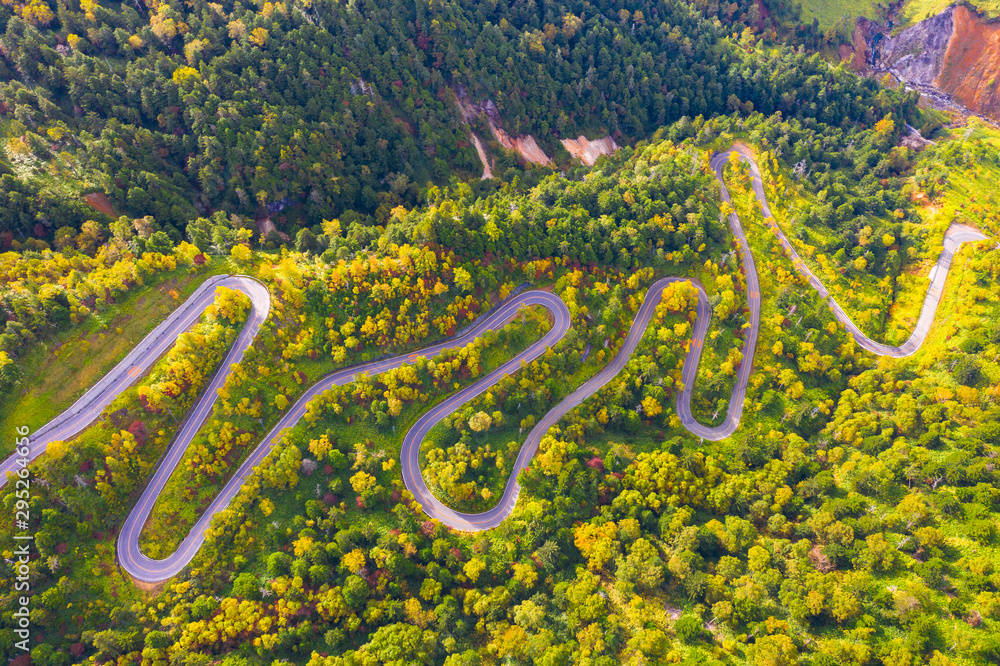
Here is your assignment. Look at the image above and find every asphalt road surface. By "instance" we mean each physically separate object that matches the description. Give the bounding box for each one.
[1,147,987,583]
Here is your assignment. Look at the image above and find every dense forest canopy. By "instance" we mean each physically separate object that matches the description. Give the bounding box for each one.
[0,0,915,246]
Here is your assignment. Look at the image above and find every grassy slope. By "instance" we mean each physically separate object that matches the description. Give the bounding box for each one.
[0,260,228,457]
[798,0,882,29]
[796,0,1000,30]
[883,123,1000,347]
[901,0,1000,24]
[918,121,1000,237]
[762,169,903,343]
[6,287,251,640]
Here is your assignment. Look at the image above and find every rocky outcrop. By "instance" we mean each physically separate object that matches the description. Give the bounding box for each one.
[560,135,618,166]
[901,123,936,150]
[874,7,955,86]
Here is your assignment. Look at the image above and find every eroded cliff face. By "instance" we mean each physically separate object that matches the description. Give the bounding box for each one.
[937,5,1000,119]
[844,19,875,75]
[560,135,619,166]
[875,7,955,87]
[456,94,553,166]
[866,4,1000,122]
[456,90,618,170]
[488,123,553,167]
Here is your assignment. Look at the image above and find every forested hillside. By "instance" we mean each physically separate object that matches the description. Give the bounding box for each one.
[2,112,1000,664]
[0,0,913,246]
[4,0,1000,664]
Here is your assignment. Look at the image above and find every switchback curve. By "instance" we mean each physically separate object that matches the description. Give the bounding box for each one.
[0,275,270,483]
[711,145,989,357]
[117,289,570,582]
[0,146,988,583]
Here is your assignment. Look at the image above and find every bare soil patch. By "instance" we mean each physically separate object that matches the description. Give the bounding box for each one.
[83,192,117,218]
[561,135,619,166]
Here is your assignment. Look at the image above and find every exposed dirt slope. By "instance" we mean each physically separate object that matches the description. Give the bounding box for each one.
[470,132,493,179]
[83,192,117,218]
[843,19,876,74]
[489,123,553,166]
[560,135,618,166]
[457,90,616,169]
[937,4,1000,118]
[865,4,1000,122]
[456,93,553,167]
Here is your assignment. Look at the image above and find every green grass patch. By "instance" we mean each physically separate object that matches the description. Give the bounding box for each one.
[901,0,1000,26]
[797,0,882,30]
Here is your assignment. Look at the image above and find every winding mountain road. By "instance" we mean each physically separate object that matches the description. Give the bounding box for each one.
[713,145,989,357]
[116,289,573,581]
[1,147,988,583]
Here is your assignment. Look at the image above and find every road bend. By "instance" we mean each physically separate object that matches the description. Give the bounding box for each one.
[0,146,988,582]
[711,145,989,357]
[0,275,268,482]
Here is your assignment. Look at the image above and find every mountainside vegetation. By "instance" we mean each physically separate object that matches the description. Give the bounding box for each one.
[2,116,1000,664]
[0,0,911,246]
[1,0,1000,665]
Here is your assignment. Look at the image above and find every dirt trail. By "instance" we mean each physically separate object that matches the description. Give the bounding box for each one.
[560,135,618,166]
[470,133,493,179]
